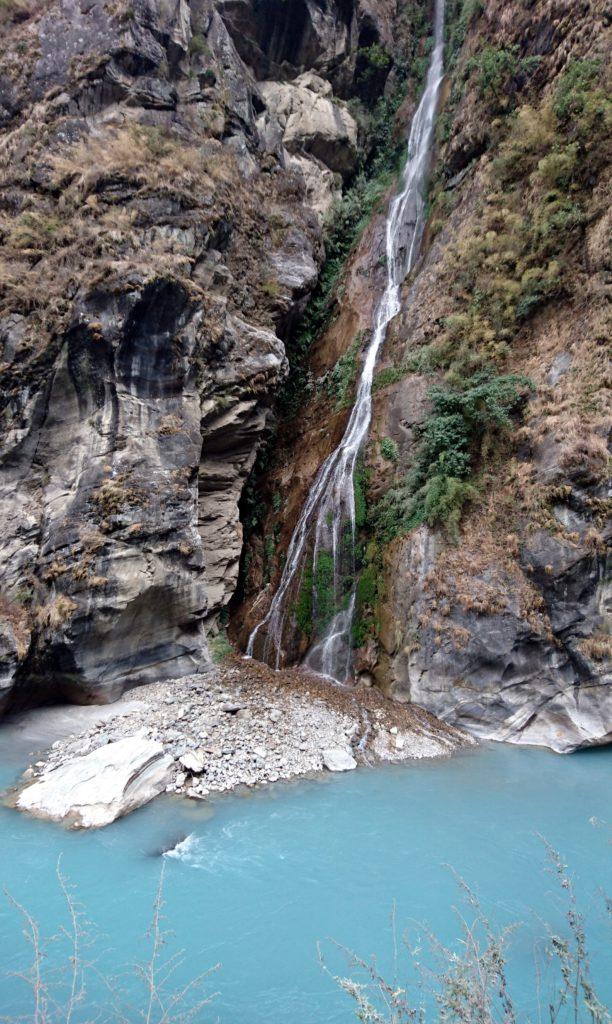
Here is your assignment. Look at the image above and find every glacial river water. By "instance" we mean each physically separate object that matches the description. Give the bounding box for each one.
[0,724,610,1022]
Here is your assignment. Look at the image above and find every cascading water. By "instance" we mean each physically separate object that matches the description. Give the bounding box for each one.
[247,0,445,681]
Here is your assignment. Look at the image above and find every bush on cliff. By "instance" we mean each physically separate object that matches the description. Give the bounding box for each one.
[371,371,534,541]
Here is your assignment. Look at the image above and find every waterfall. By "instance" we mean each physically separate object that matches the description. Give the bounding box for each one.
[247,0,445,680]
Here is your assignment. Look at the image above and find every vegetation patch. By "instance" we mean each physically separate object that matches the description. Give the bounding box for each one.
[371,372,534,542]
[320,334,363,410]
[431,61,610,377]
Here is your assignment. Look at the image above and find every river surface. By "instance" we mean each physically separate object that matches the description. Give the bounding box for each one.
[0,722,610,1022]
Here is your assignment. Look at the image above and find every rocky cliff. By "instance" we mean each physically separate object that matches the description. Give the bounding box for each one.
[237,0,611,753]
[1,0,609,754]
[0,0,411,709]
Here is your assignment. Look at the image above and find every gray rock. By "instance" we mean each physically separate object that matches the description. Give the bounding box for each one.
[260,76,358,176]
[17,738,173,828]
[387,528,611,754]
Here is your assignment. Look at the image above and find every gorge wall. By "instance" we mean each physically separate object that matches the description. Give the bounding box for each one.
[237,0,611,754]
[0,0,413,709]
[0,0,609,755]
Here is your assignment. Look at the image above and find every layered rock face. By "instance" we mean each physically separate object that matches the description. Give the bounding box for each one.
[0,0,396,711]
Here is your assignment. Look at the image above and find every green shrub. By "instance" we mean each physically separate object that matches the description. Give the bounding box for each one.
[371,372,533,541]
[372,366,405,392]
[553,59,603,122]
[380,437,399,463]
[209,630,233,663]
[189,33,208,57]
[357,43,392,85]
[413,474,478,539]
[534,143,578,189]
[465,45,540,110]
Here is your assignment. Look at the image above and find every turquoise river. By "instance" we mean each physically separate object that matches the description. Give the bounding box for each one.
[0,714,610,1022]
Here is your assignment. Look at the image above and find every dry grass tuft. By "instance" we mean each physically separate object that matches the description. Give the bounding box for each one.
[34,595,76,629]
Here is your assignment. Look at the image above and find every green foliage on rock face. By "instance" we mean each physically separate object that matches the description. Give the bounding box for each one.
[322,335,362,410]
[353,459,369,530]
[351,533,385,649]
[433,62,609,377]
[352,553,380,649]
[553,58,604,123]
[357,43,392,87]
[294,559,314,639]
[209,629,233,663]
[371,372,534,542]
[314,550,335,631]
[188,33,208,57]
[445,0,483,68]
[380,437,399,463]
[465,45,541,111]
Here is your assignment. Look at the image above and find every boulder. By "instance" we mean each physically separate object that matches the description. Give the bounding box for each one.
[260,74,358,176]
[322,747,357,771]
[17,738,173,828]
[179,750,206,774]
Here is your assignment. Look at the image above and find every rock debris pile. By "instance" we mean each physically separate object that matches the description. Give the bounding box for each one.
[12,659,468,826]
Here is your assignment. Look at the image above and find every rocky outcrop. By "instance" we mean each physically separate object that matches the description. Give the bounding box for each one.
[216,0,397,97]
[259,72,358,218]
[0,0,375,713]
[17,736,174,827]
[380,526,610,755]
[260,73,358,174]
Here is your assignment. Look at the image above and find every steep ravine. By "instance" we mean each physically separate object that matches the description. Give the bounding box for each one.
[237,0,611,754]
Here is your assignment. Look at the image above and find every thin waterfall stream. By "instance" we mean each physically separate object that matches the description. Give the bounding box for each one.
[247,0,445,681]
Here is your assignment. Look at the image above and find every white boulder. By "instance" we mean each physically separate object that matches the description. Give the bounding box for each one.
[322,747,357,772]
[179,750,206,774]
[17,737,173,828]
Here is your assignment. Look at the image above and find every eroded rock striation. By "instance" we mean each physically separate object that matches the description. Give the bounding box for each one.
[0,0,402,711]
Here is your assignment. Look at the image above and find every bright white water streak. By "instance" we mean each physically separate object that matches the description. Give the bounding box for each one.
[247,0,445,679]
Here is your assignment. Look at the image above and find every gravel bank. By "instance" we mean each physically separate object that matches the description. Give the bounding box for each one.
[12,658,471,812]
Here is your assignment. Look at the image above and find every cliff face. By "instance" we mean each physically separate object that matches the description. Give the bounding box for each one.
[0,0,401,710]
[238,0,611,753]
[370,0,611,753]
[1,0,609,753]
